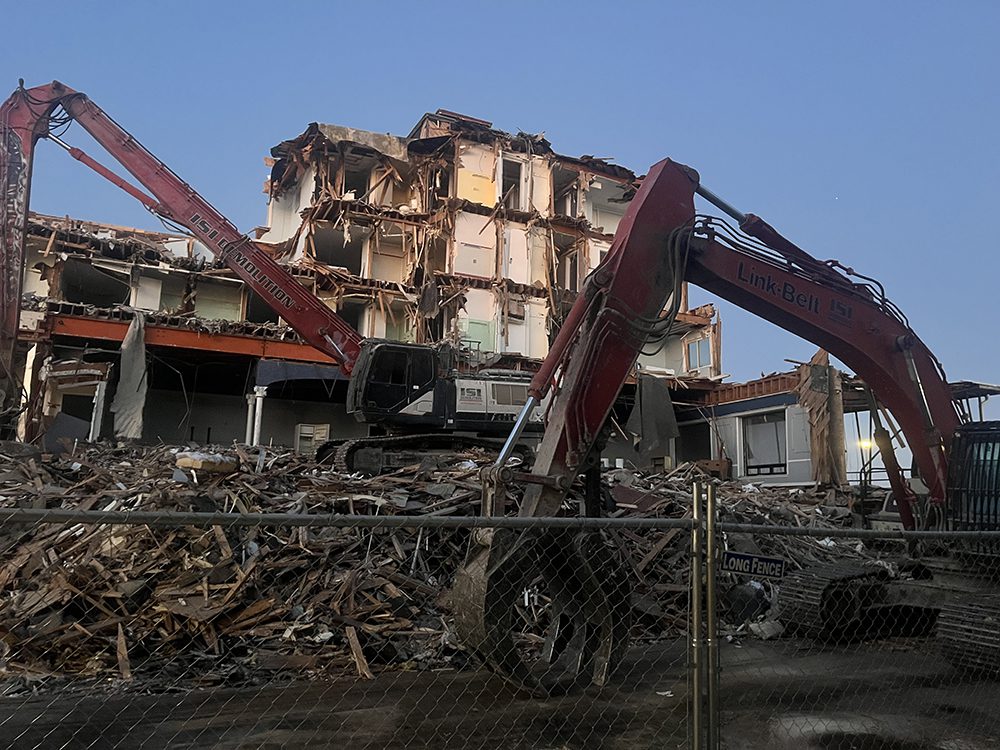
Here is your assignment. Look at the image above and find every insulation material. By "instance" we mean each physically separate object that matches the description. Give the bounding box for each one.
[713,413,739,465]
[500,226,530,285]
[794,350,848,486]
[453,212,496,278]
[455,144,497,205]
[110,315,148,439]
[625,375,680,468]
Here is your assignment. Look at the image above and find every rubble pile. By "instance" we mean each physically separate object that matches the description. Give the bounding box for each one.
[0,442,878,692]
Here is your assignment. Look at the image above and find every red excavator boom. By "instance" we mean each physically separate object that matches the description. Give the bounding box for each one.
[0,81,364,421]
[456,157,964,695]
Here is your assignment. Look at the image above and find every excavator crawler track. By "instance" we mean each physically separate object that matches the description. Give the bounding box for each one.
[317,434,533,474]
[938,597,1000,675]
[777,562,891,639]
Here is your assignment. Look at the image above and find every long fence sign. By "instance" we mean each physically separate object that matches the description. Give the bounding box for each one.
[720,550,785,580]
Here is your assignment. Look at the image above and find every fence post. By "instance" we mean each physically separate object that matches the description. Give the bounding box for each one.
[705,483,720,749]
[690,482,704,749]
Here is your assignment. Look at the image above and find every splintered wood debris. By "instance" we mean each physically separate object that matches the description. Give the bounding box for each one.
[0,443,879,693]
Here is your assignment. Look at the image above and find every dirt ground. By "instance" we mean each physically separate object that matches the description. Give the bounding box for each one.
[1,639,998,749]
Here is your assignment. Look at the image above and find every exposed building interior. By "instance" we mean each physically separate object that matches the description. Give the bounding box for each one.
[16,109,974,488]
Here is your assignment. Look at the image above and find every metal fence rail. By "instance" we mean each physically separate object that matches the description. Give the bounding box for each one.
[3,490,1000,748]
[0,510,696,749]
[702,486,1000,749]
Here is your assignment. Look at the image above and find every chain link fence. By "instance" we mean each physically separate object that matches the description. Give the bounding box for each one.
[4,491,1000,748]
[710,507,1000,748]
[0,509,695,749]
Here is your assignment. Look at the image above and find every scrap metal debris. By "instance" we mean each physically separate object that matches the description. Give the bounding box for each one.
[0,442,880,694]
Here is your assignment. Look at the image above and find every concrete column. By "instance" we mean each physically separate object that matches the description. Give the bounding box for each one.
[251,386,267,446]
[244,391,256,444]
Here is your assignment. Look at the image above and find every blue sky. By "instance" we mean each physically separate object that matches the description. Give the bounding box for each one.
[2,1,997,389]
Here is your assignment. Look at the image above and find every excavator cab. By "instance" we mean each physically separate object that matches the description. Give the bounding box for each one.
[948,421,1000,532]
[347,340,444,426]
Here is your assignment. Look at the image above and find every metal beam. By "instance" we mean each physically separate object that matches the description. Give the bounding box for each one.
[47,314,336,364]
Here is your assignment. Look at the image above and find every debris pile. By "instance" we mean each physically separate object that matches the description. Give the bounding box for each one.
[0,442,877,693]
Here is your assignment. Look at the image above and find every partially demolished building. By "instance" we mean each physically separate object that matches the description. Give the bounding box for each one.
[256,109,720,376]
[16,109,870,487]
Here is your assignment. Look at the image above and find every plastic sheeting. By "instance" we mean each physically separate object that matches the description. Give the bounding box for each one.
[110,315,147,439]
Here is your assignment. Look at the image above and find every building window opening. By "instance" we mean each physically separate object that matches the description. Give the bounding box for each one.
[686,337,711,371]
[557,250,580,293]
[344,167,370,200]
[743,411,787,476]
[556,186,578,217]
[374,350,409,385]
[502,159,522,211]
[429,168,451,210]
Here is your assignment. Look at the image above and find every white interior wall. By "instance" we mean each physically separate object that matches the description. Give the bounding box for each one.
[457,288,497,352]
[526,298,548,358]
[131,277,162,311]
[501,225,530,285]
[454,212,496,277]
[370,235,406,282]
[456,144,497,206]
[588,238,611,272]
[263,165,317,248]
[529,156,552,216]
[637,337,685,374]
[194,279,244,321]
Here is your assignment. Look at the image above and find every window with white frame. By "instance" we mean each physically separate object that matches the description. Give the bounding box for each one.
[686,336,711,371]
[742,411,787,475]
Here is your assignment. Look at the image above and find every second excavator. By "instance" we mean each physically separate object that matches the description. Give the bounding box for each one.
[451,156,999,695]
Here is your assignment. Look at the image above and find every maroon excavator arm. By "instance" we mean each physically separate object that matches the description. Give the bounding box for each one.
[525,157,956,529]
[455,157,961,695]
[0,81,364,419]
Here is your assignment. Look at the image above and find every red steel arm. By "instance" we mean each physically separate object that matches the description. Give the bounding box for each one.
[0,81,363,417]
[526,158,958,530]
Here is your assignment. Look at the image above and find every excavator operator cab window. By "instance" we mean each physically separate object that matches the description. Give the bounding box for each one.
[410,350,435,390]
[363,344,438,414]
[379,350,409,386]
[948,422,1000,532]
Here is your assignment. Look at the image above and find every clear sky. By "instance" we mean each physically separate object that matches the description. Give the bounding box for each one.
[2,1,997,390]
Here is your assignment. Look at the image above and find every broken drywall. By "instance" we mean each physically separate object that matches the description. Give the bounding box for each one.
[453,212,496,277]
